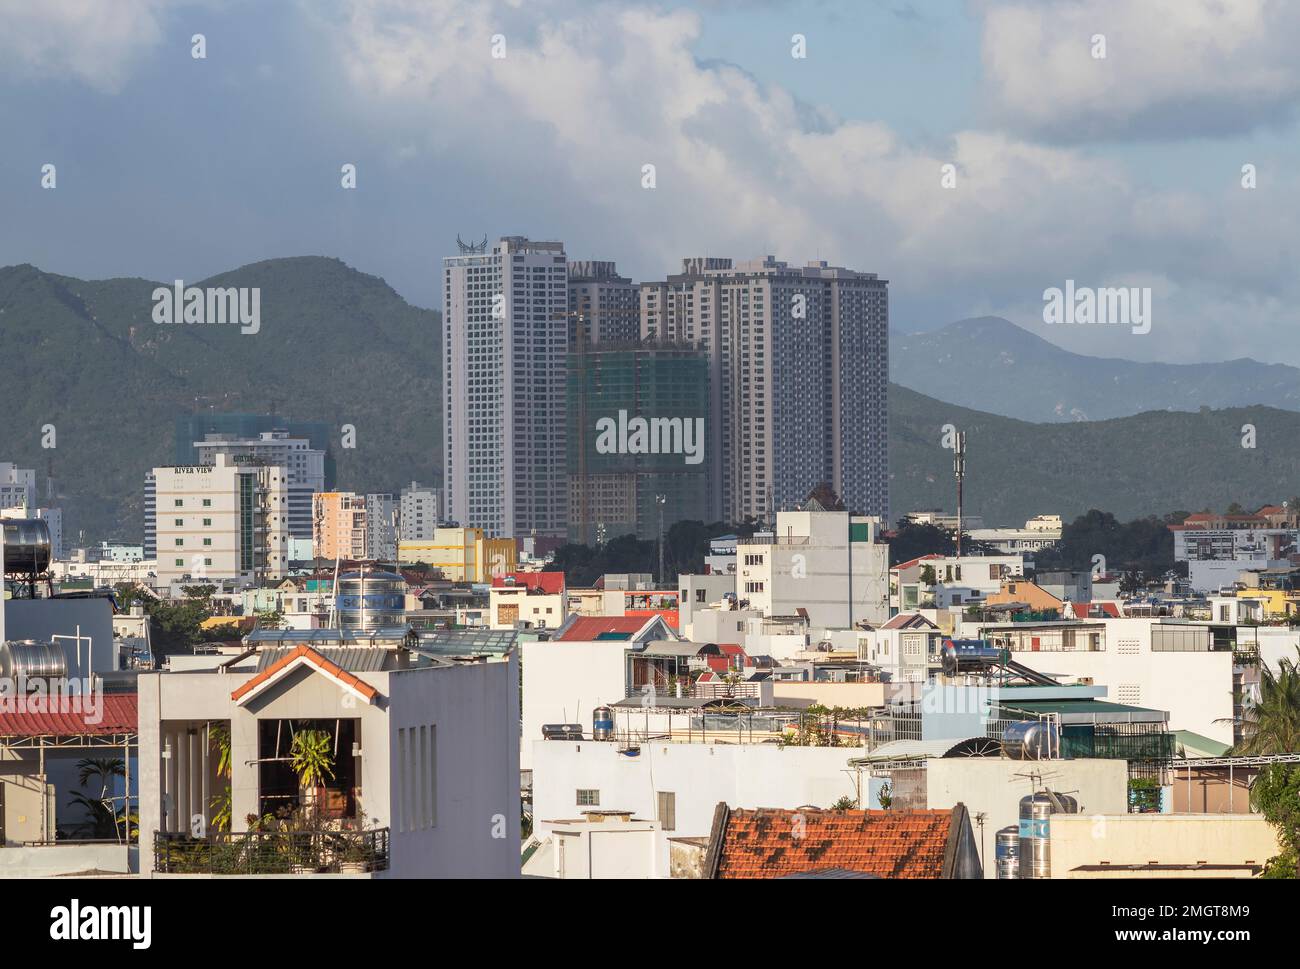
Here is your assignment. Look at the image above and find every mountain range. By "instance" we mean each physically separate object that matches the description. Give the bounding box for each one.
[1,258,1297,541]
[0,258,441,543]
[893,316,1300,423]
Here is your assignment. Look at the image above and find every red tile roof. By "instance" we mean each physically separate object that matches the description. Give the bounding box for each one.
[1068,600,1121,619]
[556,616,656,642]
[231,644,379,705]
[492,572,565,595]
[882,612,938,630]
[710,806,962,879]
[0,693,138,737]
[891,553,943,573]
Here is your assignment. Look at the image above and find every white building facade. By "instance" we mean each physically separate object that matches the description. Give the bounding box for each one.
[152,454,289,586]
[736,510,889,628]
[193,430,326,541]
[443,236,569,538]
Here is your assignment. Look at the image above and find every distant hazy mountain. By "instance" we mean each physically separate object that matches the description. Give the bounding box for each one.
[0,258,441,542]
[893,316,1300,422]
[3,261,1295,542]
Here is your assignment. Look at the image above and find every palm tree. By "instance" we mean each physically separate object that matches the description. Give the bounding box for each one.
[67,758,128,840]
[1233,649,1300,755]
[290,728,335,812]
[209,722,233,832]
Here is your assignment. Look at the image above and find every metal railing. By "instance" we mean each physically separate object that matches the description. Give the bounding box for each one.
[153,827,390,875]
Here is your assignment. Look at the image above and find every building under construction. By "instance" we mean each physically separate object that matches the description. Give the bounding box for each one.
[566,342,712,545]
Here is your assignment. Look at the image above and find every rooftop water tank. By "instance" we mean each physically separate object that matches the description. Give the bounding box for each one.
[939,638,1008,676]
[1,519,52,574]
[1002,720,1060,760]
[995,825,1020,880]
[593,705,614,741]
[0,640,68,680]
[1018,791,1078,879]
[336,570,407,631]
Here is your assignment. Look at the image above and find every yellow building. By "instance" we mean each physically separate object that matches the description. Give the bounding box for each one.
[984,579,1065,613]
[398,527,516,582]
[1236,589,1299,619]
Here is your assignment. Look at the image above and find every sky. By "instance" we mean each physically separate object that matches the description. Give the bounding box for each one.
[2,0,1299,364]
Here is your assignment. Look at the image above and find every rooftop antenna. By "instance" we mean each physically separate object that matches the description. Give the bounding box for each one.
[954,431,967,557]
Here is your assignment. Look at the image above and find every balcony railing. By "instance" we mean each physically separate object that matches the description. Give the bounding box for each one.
[153,828,390,875]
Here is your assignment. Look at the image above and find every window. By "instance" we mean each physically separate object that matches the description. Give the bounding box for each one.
[175,539,184,546]
[576,789,600,807]
[203,518,212,526]
[174,499,183,507]
[174,518,184,526]
[174,558,184,566]
[202,499,212,507]
[656,791,676,831]
[203,538,212,547]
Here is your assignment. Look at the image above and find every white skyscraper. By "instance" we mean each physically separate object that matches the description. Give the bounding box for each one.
[443,236,569,538]
[641,256,889,522]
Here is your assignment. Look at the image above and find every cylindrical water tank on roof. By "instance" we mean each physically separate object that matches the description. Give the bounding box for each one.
[1,519,52,574]
[336,570,407,631]
[593,705,614,741]
[995,825,1020,880]
[0,640,69,680]
[1017,791,1078,879]
[1002,719,1060,760]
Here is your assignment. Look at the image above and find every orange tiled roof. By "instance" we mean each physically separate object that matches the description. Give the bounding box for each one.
[492,571,565,594]
[556,615,656,641]
[711,806,959,879]
[231,644,380,705]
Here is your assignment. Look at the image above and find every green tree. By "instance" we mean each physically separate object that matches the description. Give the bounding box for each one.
[255,609,284,630]
[1234,649,1300,755]
[67,758,131,840]
[1234,649,1300,877]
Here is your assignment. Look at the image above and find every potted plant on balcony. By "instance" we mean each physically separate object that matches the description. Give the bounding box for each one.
[289,727,335,813]
[335,811,378,874]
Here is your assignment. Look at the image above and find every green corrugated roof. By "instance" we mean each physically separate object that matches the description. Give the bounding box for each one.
[1173,729,1231,757]
[994,699,1168,724]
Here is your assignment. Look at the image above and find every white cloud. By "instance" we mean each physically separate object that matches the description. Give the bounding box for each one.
[0,0,173,93]
[980,0,1300,140]
[311,0,1300,364]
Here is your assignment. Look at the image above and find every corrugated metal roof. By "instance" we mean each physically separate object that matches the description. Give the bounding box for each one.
[994,699,1167,724]
[255,646,390,672]
[849,739,974,763]
[0,693,138,737]
[414,629,518,655]
[247,628,410,645]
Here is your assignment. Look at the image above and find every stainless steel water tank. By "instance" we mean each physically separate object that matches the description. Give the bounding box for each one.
[593,705,614,741]
[1,519,52,573]
[1017,791,1079,879]
[336,570,407,631]
[995,825,1020,880]
[0,640,69,680]
[1002,719,1060,760]
[939,638,1009,675]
